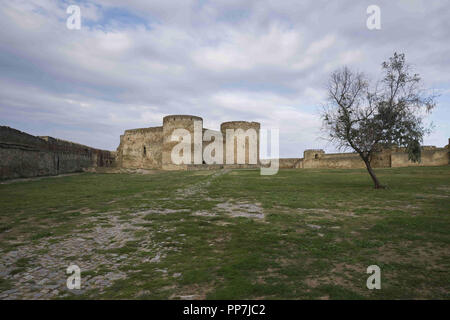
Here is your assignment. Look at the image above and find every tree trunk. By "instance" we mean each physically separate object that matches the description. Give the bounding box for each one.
[362,158,385,189]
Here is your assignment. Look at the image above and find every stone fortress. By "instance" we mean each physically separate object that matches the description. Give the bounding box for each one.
[116,115,260,170]
[0,114,449,180]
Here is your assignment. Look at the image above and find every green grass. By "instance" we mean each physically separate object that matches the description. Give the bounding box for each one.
[0,167,449,299]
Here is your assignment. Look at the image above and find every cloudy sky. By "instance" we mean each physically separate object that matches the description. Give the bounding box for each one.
[1,0,449,157]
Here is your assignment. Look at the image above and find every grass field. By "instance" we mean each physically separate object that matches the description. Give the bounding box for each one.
[0,166,449,299]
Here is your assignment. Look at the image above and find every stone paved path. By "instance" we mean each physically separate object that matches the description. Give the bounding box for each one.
[0,169,240,299]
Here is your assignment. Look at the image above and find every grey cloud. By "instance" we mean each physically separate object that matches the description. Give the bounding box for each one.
[0,0,449,156]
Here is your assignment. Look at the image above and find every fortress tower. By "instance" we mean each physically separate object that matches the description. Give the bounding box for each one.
[221,121,260,166]
[162,115,203,170]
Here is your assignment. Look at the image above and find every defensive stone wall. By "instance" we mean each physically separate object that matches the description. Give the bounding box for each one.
[278,144,449,169]
[0,126,115,180]
[2,120,448,178]
[391,147,448,167]
[116,126,163,169]
[116,115,448,171]
[303,150,365,169]
[278,158,303,169]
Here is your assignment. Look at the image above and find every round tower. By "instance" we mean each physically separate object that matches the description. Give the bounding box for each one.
[162,115,203,170]
[220,121,260,165]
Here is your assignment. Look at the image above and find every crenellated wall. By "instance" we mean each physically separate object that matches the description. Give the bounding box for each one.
[0,126,115,180]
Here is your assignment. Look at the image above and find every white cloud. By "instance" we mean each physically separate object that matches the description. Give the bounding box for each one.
[0,0,449,155]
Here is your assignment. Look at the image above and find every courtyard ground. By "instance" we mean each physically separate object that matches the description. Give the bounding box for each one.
[0,166,449,299]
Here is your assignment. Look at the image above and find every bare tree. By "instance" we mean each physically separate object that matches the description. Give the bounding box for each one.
[322,53,436,188]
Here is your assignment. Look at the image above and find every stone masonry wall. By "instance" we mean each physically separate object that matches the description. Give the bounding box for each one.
[0,126,115,180]
[162,115,203,170]
[116,127,163,169]
[278,158,303,169]
[278,145,449,169]
[391,147,448,167]
[220,121,260,165]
